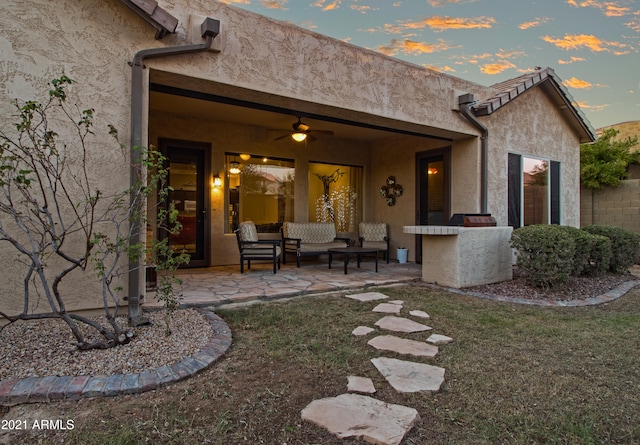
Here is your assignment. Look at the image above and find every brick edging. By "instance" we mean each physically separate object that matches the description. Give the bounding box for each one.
[0,309,231,406]
[431,280,640,307]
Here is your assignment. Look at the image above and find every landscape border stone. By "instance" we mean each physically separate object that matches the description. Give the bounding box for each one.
[0,309,231,406]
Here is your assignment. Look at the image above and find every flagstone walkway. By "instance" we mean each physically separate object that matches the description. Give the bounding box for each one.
[301,290,452,445]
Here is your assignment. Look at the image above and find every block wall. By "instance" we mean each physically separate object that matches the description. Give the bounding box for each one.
[580,179,640,232]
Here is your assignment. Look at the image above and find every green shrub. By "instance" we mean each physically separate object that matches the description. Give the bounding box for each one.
[582,225,640,274]
[511,225,575,288]
[557,226,610,276]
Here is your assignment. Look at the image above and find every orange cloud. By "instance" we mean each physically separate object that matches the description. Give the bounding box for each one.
[575,100,609,111]
[495,49,525,59]
[423,16,496,31]
[542,34,629,53]
[350,5,378,13]
[260,0,288,8]
[312,0,341,11]
[455,53,493,64]
[566,0,633,17]
[564,77,593,89]
[376,39,457,56]
[627,18,640,32]
[518,17,551,30]
[480,61,516,74]
[428,0,479,6]
[424,64,457,73]
[558,56,587,64]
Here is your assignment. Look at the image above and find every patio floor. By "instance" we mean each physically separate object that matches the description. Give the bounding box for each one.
[145,259,422,309]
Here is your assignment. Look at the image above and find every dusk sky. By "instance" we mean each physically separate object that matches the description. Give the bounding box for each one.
[221,0,639,130]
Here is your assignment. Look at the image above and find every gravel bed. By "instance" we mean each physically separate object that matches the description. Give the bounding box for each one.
[466,268,638,301]
[0,309,213,380]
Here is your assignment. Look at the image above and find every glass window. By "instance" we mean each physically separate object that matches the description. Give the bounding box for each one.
[308,162,363,233]
[523,158,549,226]
[508,154,560,228]
[226,154,294,233]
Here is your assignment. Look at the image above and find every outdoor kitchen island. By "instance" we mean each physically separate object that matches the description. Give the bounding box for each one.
[404,225,513,288]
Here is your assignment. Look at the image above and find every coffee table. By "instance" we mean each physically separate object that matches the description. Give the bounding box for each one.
[328,247,379,274]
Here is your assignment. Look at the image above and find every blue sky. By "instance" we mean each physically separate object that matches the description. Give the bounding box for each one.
[222,0,639,130]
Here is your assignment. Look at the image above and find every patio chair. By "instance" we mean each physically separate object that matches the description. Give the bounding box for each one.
[235,221,282,273]
[358,222,390,263]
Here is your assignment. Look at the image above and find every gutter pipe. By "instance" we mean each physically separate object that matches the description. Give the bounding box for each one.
[457,93,488,214]
[128,18,220,324]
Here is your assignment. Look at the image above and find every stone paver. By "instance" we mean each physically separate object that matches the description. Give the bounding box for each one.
[372,357,445,393]
[374,316,432,333]
[389,300,404,305]
[372,303,402,314]
[301,393,420,445]
[409,310,430,318]
[427,333,454,345]
[352,326,375,336]
[346,291,389,302]
[368,335,438,358]
[347,376,376,394]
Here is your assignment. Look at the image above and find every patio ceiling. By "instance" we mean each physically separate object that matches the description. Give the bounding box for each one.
[150,90,397,143]
[148,71,471,143]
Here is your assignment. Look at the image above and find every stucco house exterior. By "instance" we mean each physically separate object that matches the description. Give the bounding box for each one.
[0,0,595,315]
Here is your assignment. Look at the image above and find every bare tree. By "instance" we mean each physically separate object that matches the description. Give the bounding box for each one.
[0,75,186,350]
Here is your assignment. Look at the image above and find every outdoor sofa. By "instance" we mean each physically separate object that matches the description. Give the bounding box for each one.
[281,222,350,267]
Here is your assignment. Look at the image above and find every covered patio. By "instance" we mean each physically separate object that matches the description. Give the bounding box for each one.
[146,260,421,308]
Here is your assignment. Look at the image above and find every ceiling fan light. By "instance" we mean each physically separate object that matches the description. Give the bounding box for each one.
[229,161,241,175]
[239,153,251,161]
[291,132,307,142]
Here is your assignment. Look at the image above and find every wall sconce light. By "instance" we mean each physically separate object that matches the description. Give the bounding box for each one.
[291,132,307,142]
[213,175,222,188]
[427,168,438,175]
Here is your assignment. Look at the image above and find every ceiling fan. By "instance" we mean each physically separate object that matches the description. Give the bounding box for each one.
[273,117,334,142]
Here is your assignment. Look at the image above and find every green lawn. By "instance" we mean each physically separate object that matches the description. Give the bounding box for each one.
[14,285,640,445]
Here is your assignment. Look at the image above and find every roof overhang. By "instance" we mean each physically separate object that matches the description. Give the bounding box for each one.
[119,0,178,39]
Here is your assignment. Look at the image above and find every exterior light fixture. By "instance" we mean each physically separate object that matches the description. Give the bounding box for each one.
[239,153,251,161]
[229,161,241,175]
[291,132,307,142]
[213,175,222,188]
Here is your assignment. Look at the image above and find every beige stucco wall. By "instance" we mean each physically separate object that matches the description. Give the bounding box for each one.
[480,87,582,227]
[0,0,587,312]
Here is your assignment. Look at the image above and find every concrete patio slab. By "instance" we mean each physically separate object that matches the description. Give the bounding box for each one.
[301,393,420,445]
[347,376,376,394]
[371,357,445,393]
[374,316,432,333]
[368,335,438,358]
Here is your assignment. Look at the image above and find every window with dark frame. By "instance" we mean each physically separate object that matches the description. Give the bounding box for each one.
[508,153,560,228]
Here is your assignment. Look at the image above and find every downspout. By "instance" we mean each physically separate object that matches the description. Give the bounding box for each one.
[457,93,489,214]
[128,17,220,325]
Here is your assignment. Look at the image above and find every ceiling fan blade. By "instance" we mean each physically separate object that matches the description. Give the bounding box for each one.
[309,130,334,136]
[273,133,290,141]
